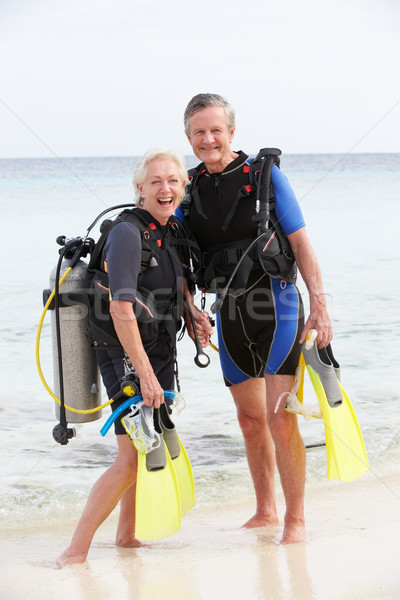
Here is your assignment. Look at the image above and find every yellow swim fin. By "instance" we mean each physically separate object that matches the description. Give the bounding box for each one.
[302,335,368,482]
[159,403,195,515]
[135,409,181,541]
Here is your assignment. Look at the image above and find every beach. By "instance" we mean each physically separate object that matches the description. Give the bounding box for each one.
[1,467,399,599]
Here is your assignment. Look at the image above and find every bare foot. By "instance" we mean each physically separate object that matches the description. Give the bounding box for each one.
[116,536,147,548]
[281,521,306,544]
[56,550,88,568]
[241,513,279,529]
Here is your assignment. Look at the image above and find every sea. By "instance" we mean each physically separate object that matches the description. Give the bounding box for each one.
[1,152,399,530]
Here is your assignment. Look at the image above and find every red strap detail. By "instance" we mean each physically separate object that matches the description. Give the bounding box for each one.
[245,184,252,193]
[149,222,157,230]
[262,231,277,252]
[243,165,250,173]
[200,169,207,175]
[157,239,162,247]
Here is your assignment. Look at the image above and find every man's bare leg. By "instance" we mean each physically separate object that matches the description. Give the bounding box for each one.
[230,377,279,528]
[56,436,142,567]
[265,373,306,544]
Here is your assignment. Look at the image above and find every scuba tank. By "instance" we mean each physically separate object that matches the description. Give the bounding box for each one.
[37,202,208,445]
[37,203,137,444]
[47,258,101,424]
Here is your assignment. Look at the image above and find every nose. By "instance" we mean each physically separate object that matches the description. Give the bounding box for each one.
[203,130,214,144]
[159,179,171,193]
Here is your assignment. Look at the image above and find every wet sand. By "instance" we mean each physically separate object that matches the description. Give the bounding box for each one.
[0,469,399,600]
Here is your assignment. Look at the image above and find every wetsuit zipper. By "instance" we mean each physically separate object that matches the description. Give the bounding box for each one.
[212,174,222,227]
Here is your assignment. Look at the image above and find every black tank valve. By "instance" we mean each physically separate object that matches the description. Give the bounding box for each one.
[53,423,76,445]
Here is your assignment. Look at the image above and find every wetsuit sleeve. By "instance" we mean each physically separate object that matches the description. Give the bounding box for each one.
[174,204,184,222]
[103,222,141,302]
[271,165,306,235]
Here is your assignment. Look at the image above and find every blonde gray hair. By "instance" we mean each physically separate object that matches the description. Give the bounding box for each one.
[184,93,236,136]
[133,147,189,206]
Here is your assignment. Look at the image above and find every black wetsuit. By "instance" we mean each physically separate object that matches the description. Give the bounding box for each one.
[95,209,183,434]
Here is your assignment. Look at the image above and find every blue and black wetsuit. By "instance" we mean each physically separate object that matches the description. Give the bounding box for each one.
[175,151,305,386]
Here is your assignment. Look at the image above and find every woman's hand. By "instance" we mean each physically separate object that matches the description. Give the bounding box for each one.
[136,369,165,408]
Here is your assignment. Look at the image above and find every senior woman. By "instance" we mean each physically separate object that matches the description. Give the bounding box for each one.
[57,148,197,567]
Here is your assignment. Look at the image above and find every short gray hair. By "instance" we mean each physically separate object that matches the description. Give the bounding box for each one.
[133,147,189,206]
[184,93,236,136]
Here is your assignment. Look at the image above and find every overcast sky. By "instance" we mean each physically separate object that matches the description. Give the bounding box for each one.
[1,0,399,158]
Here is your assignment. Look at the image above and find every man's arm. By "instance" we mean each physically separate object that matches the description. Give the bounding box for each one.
[287,227,332,348]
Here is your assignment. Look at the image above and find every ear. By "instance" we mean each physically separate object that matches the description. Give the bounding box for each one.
[186,132,193,146]
[137,183,144,197]
[228,127,235,143]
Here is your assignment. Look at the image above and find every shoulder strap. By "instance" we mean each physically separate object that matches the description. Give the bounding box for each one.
[249,148,281,234]
[88,208,160,273]
[180,164,207,218]
[220,149,281,233]
[166,214,200,293]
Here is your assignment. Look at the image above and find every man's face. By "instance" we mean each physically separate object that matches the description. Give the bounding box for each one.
[186,106,235,172]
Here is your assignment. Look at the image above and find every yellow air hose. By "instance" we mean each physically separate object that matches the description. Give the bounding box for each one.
[210,341,219,353]
[35,267,118,415]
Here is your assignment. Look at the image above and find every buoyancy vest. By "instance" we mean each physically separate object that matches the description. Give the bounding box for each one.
[180,148,297,293]
[86,208,191,351]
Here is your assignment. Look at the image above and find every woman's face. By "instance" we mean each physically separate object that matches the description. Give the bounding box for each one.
[186,105,236,173]
[137,158,186,225]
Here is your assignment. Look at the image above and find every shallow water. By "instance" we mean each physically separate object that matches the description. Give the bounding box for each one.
[1,152,399,525]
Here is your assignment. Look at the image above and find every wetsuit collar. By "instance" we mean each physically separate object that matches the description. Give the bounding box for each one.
[202,151,250,176]
[135,208,168,232]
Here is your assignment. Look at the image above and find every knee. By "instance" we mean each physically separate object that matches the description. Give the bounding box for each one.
[119,462,137,487]
[115,450,138,485]
[237,408,268,439]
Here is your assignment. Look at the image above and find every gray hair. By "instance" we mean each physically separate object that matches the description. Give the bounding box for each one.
[133,147,189,206]
[183,93,236,136]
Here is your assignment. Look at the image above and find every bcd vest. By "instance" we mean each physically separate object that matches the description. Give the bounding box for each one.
[86,208,190,351]
[180,148,297,293]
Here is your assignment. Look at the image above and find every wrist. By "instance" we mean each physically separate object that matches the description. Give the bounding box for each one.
[309,292,327,309]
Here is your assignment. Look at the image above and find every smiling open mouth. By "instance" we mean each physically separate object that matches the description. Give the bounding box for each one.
[158,198,173,206]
